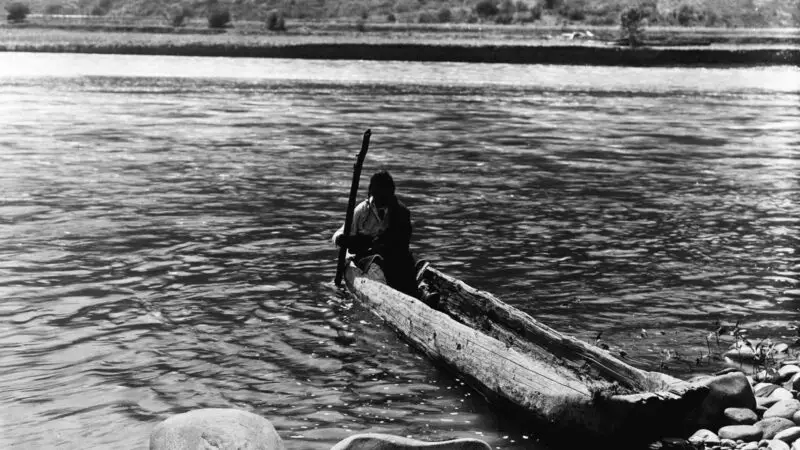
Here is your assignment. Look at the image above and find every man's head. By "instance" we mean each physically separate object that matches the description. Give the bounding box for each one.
[368,170,396,209]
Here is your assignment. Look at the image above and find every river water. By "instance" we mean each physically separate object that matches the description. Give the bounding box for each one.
[0,53,798,449]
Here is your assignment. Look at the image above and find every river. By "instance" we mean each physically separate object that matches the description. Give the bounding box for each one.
[0,53,798,449]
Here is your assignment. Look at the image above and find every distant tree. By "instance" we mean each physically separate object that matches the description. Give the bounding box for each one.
[417,10,436,22]
[5,2,30,22]
[474,0,498,17]
[266,9,286,30]
[44,3,63,14]
[436,6,452,22]
[168,3,193,27]
[544,0,559,10]
[620,6,645,46]
[208,7,231,28]
[386,12,396,22]
[676,3,696,25]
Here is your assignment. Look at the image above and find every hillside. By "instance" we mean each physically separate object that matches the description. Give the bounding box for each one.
[2,0,799,28]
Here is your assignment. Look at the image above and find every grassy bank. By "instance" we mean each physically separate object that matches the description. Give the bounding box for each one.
[1,26,798,65]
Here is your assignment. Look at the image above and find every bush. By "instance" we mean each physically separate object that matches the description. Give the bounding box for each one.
[530,2,542,19]
[474,0,498,17]
[207,7,231,28]
[515,0,528,11]
[436,6,452,22]
[355,17,366,30]
[620,6,645,46]
[675,4,696,25]
[386,12,396,21]
[558,0,586,21]
[44,3,63,14]
[168,3,193,27]
[494,12,512,23]
[5,2,30,22]
[266,9,286,30]
[544,0,559,10]
[417,10,436,22]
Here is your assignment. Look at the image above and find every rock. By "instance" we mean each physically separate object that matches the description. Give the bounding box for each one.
[720,437,736,447]
[790,373,800,392]
[767,389,797,403]
[773,426,800,443]
[761,397,784,410]
[793,409,800,425]
[793,439,800,450]
[764,400,800,420]
[765,440,791,450]
[149,408,285,450]
[726,407,759,425]
[718,425,763,442]
[778,366,800,383]
[694,372,757,428]
[725,343,757,362]
[688,428,720,445]
[330,434,491,450]
[756,384,782,398]
[756,417,796,440]
[742,442,759,450]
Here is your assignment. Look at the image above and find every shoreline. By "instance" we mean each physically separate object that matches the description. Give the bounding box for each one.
[3,42,798,66]
[1,25,799,66]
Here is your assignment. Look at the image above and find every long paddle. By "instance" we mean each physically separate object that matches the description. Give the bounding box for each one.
[334,129,371,287]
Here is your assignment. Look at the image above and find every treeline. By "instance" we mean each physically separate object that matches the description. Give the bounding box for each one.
[4,0,799,28]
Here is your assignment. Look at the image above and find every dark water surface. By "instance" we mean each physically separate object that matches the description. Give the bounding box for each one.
[1,53,799,449]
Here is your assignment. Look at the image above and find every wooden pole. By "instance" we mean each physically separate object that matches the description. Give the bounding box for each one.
[334,129,371,287]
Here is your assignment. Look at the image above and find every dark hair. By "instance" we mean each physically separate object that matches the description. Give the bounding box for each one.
[368,170,395,197]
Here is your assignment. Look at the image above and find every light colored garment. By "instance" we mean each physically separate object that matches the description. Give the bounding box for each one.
[331,197,389,245]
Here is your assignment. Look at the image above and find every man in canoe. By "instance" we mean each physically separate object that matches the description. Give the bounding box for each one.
[332,170,419,297]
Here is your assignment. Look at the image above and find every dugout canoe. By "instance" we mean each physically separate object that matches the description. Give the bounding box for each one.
[343,261,711,446]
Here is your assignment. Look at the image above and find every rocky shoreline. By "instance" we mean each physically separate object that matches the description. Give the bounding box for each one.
[1,41,798,66]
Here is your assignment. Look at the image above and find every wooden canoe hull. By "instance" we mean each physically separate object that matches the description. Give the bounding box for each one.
[344,262,708,445]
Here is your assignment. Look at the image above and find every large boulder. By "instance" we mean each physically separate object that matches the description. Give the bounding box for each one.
[150,408,285,450]
[330,434,491,450]
[691,372,757,428]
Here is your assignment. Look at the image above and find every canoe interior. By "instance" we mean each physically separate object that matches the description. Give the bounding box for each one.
[344,261,709,444]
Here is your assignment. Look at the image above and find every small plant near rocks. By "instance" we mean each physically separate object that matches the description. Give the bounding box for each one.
[5,2,30,22]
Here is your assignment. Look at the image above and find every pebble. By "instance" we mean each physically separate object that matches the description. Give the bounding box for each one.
[741,442,759,450]
[689,428,720,445]
[764,440,791,450]
[794,410,800,425]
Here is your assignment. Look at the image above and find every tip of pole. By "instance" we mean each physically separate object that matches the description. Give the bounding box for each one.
[364,129,371,135]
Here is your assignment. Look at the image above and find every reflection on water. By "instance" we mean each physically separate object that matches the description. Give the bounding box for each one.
[0,54,798,449]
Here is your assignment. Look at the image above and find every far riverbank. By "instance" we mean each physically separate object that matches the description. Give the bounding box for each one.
[1,25,798,66]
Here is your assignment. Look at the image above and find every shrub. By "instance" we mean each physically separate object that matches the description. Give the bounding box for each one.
[44,3,63,14]
[266,9,286,30]
[207,7,231,28]
[558,0,586,20]
[5,2,30,22]
[530,2,542,19]
[620,6,645,46]
[417,10,436,22]
[436,6,452,22]
[544,0,559,10]
[386,12,396,21]
[494,12,512,23]
[355,17,366,30]
[168,3,193,27]
[676,3,696,25]
[515,0,528,11]
[474,0,498,17]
